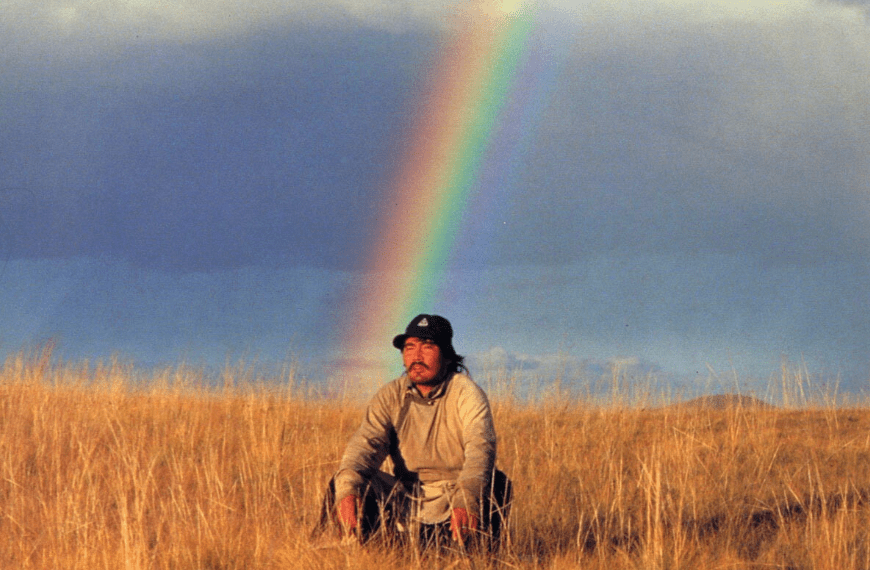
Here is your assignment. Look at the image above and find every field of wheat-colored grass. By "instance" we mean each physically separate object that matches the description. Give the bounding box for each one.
[2,347,870,569]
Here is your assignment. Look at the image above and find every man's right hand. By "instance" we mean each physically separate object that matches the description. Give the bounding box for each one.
[337,495,359,535]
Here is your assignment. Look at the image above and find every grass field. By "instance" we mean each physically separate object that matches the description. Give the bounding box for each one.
[2,347,870,569]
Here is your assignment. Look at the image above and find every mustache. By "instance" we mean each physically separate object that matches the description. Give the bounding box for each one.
[407,361,429,370]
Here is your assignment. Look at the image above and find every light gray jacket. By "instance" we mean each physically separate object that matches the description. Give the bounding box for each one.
[334,371,496,523]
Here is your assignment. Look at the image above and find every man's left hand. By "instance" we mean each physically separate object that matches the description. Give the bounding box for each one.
[450,508,478,542]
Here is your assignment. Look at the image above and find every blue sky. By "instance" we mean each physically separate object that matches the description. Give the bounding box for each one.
[2,0,869,394]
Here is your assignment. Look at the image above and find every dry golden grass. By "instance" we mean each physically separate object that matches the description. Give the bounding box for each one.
[2,347,870,569]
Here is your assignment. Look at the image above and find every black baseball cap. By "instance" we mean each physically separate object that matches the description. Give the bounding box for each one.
[392,314,454,352]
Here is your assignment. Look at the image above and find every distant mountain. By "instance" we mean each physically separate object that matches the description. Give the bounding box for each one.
[670,394,774,410]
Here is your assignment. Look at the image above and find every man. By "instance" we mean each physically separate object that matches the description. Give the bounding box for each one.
[317,314,510,549]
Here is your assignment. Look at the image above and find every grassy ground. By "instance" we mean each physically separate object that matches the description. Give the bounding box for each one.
[2,349,869,569]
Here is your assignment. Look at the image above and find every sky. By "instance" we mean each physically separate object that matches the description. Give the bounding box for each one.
[2,0,869,397]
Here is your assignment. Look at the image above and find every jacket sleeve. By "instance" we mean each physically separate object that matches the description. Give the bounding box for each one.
[454,381,497,516]
[333,385,396,502]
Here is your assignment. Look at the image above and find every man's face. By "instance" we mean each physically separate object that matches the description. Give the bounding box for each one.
[402,337,443,385]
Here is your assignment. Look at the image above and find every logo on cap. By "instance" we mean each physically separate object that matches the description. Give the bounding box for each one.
[418,318,429,327]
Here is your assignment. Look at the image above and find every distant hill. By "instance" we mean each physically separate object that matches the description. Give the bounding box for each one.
[670,394,774,410]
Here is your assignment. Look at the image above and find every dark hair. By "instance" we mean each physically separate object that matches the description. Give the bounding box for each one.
[442,347,467,375]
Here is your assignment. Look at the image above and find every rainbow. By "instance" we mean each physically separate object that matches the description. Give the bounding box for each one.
[340,2,539,385]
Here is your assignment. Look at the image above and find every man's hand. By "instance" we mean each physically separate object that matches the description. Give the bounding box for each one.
[450,508,479,542]
[337,495,359,536]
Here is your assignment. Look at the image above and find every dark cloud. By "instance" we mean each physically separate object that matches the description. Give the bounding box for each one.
[5,16,866,275]
[1,27,436,271]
